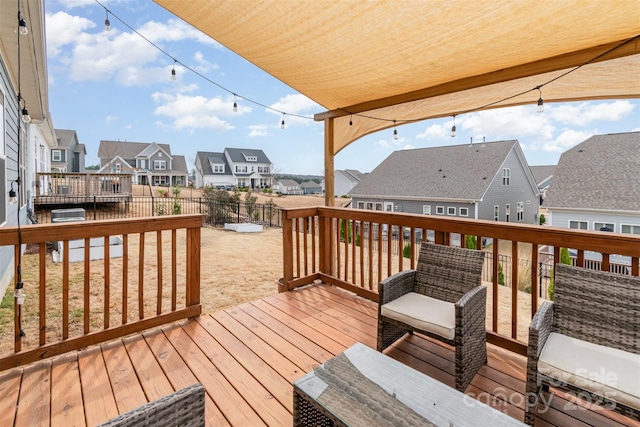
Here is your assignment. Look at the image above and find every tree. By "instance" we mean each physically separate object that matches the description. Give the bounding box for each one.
[465,235,477,250]
[548,247,571,300]
[85,164,100,170]
[539,213,546,225]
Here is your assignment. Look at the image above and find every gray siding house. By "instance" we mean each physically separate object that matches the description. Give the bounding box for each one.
[545,132,640,236]
[52,129,86,173]
[274,179,303,195]
[1,0,57,296]
[529,165,556,204]
[300,180,322,195]
[98,140,188,187]
[195,148,272,189]
[350,140,540,224]
[322,169,365,197]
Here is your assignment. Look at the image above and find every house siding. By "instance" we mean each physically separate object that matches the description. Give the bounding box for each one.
[478,148,540,223]
[549,209,640,234]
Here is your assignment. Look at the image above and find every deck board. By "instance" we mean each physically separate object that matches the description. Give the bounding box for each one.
[4,283,639,427]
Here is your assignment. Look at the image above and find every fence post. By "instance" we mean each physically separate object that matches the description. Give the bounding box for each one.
[93,196,97,220]
[281,209,294,292]
[237,202,240,223]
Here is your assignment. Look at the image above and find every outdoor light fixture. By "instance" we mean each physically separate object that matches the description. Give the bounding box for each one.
[393,120,398,140]
[537,87,544,113]
[451,115,456,137]
[18,12,28,35]
[233,94,238,112]
[171,63,176,81]
[21,107,31,123]
[9,181,18,204]
[104,10,111,31]
[281,113,286,129]
[349,114,353,126]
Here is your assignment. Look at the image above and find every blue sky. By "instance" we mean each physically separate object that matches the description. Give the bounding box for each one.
[45,0,640,175]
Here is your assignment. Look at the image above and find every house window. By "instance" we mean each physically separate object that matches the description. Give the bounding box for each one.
[502,168,510,185]
[375,202,383,211]
[153,176,167,186]
[213,164,225,173]
[154,160,167,170]
[357,201,365,209]
[52,150,62,161]
[436,206,445,215]
[258,166,269,173]
[622,224,640,235]
[366,202,373,210]
[505,204,510,222]
[569,220,588,230]
[140,159,146,169]
[115,163,122,172]
[235,165,248,173]
[237,178,247,187]
[517,202,524,221]
[459,207,469,217]
[422,205,431,215]
[447,207,456,215]
[595,222,614,232]
[494,205,499,221]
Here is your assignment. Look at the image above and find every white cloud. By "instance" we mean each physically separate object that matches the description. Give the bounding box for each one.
[550,101,635,126]
[192,51,219,73]
[416,123,448,139]
[402,144,415,150]
[463,106,555,140]
[538,129,595,153]
[46,11,96,56]
[105,115,118,125]
[267,94,320,126]
[248,125,270,138]
[152,92,236,131]
[136,19,219,47]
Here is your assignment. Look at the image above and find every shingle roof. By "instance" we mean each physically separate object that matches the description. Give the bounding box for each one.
[74,143,86,154]
[195,151,231,176]
[529,165,556,186]
[225,148,271,164]
[349,140,518,201]
[336,169,365,184]
[300,181,321,188]
[54,129,77,148]
[172,155,189,175]
[279,179,300,187]
[98,140,172,160]
[544,132,640,211]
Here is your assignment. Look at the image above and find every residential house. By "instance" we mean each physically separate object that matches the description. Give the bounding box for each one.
[51,129,86,173]
[544,132,640,236]
[300,180,322,195]
[350,140,540,223]
[321,169,365,197]
[1,0,58,295]
[97,140,188,187]
[529,165,555,204]
[194,148,272,189]
[274,179,303,195]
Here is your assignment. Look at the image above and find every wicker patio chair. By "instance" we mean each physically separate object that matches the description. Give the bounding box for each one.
[98,383,205,427]
[377,242,486,392]
[525,264,640,426]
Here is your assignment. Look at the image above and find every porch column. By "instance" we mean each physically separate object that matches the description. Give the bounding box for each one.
[324,118,335,207]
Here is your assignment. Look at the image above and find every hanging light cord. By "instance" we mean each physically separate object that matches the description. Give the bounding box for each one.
[94,0,312,121]
[16,0,26,338]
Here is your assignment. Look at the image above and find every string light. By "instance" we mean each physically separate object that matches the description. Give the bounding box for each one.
[536,87,544,113]
[18,12,28,35]
[281,113,286,129]
[393,120,398,140]
[171,60,176,81]
[450,115,456,138]
[104,9,111,31]
[349,114,352,126]
[8,181,18,204]
[233,94,238,112]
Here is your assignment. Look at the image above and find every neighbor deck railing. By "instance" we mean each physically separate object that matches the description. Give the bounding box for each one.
[0,214,202,371]
[281,207,640,354]
[36,172,133,197]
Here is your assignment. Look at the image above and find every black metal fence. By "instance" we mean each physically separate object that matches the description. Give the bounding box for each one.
[34,196,283,228]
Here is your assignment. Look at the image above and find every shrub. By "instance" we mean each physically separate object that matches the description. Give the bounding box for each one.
[355,233,361,247]
[403,243,412,259]
[498,262,505,286]
[465,235,477,250]
[539,213,546,225]
[339,219,352,243]
[548,247,571,301]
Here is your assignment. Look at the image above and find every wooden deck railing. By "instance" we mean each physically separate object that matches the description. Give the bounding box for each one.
[281,207,640,354]
[36,172,133,197]
[0,214,202,371]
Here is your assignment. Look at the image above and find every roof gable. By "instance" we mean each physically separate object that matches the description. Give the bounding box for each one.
[54,129,78,149]
[350,140,520,200]
[544,132,640,211]
[98,140,173,160]
[224,147,271,164]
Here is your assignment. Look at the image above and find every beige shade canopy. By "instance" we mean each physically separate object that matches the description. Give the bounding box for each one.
[154,0,639,155]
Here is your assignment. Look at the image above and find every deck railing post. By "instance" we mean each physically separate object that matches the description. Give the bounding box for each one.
[282,210,294,292]
[186,225,201,308]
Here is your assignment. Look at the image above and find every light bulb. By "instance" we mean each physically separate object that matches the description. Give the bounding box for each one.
[233,101,238,112]
[22,108,31,123]
[18,15,28,35]
[281,119,285,129]
[537,97,544,113]
[104,18,111,31]
[450,124,456,138]
[8,187,17,204]
[349,114,353,126]
[171,68,176,81]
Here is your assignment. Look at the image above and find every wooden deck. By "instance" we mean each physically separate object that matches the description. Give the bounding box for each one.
[1,283,637,427]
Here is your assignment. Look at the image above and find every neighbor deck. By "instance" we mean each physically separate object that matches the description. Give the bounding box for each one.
[1,284,637,427]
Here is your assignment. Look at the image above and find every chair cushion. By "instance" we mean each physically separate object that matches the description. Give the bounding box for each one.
[381,292,455,340]
[538,332,640,410]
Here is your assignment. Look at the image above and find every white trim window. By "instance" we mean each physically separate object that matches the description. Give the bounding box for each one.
[422,205,431,215]
[375,202,383,211]
[447,207,456,215]
[366,202,373,210]
[505,204,511,222]
[436,206,445,215]
[52,150,62,162]
[153,176,167,186]
[494,205,499,221]
[154,160,167,170]
[517,201,524,221]
[459,207,469,217]
[357,201,365,209]
[569,220,588,230]
[213,164,225,173]
[622,224,640,235]
[595,222,614,232]
[502,168,510,186]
